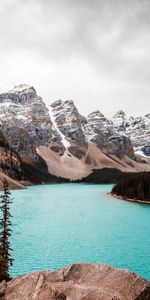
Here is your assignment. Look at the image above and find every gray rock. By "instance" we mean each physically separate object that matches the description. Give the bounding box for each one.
[50,99,88,158]
[4,127,38,161]
[84,111,135,159]
[112,111,150,157]
[142,143,150,156]
[107,135,135,159]
[0,85,64,158]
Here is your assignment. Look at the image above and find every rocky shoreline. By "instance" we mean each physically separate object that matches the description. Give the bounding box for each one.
[0,263,150,300]
[111,172,150,203]
[110,192,150,205]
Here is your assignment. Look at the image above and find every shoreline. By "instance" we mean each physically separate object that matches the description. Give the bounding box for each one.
[0,181,110,191]
[0,180,114,191]
[108,192,150,205]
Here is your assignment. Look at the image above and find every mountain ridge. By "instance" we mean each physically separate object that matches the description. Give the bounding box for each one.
[0,84,149,184]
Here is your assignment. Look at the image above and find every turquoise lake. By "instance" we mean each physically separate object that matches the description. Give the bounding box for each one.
[7,184,150,280]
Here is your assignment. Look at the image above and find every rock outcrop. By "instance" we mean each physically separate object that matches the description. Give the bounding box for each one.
[50,99,88,158]
[83,110,114,148]
[113,111,150,156]
[0,263,150,299]
[4,127,38,161]
[83,110,135,159]
[0,85,63,159]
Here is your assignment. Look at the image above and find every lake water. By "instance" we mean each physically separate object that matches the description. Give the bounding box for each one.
[7,184,150,281]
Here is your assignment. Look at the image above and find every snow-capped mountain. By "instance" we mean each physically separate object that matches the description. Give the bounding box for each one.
[112,111,150,156]
[0,84,54,145]
[0,84,64,160]
[0,84,149,183]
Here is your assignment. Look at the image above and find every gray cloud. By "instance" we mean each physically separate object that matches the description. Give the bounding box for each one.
[0,0,149,117]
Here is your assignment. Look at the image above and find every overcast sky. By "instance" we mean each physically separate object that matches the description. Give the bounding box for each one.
[0,0,149,117]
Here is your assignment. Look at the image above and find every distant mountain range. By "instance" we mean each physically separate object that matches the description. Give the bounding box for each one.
[0,84,149,186]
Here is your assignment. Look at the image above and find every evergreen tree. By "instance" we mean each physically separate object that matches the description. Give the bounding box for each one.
[112,172,150,201]
[0,179,13,282]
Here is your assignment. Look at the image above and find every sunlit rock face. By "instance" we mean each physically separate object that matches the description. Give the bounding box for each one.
[1,263,150,300]
[113,111,150,156]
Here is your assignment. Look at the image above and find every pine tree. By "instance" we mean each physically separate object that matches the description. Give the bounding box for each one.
[0,179,13,282]
[112,172,150,201]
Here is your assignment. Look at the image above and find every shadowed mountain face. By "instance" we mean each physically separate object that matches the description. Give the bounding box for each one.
[0,263,150,299]
[0,129,22,181]
[0,84,149,184]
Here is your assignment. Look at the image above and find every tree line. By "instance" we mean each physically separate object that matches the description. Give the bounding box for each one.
[112,172,150,201]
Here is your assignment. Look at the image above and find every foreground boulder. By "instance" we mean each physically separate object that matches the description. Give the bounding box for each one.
[0,263,150,299]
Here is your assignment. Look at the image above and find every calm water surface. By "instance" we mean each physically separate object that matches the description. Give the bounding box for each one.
[7,184,150,280]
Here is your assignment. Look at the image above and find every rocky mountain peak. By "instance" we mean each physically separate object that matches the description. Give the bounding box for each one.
[87,110,105,120]
[51,98,63,108]
[50,99,88,158]
[0,84,39,106]
[0,85,65,159]
[113,110,126,119]
[145,113,150,119]
[84,109,134,159]
[84,110,115,146]
[51,99,78,116]
[113,111,150,156]
[9,84,36,94]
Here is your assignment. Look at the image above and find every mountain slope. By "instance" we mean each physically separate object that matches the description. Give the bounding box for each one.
[0,129,25,188]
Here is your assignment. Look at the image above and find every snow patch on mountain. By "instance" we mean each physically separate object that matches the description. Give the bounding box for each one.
[48,104,70,149]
